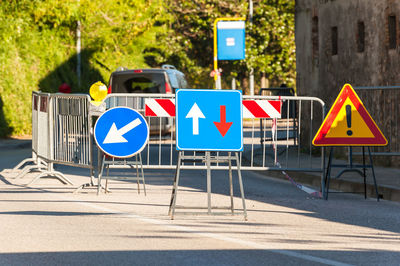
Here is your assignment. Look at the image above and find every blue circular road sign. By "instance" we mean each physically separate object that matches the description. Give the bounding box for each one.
[94,107,149,158]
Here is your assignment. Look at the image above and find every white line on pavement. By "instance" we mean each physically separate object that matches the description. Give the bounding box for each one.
[52,193,353,266]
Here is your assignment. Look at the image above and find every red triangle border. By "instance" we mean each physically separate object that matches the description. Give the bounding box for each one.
[313,84,387,146]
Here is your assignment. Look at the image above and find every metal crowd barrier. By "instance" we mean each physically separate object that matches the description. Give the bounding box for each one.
[7,93,47,177]
[9,92,93,185]
[354,86,400,166]
[104,93,326,174]
[9,91,326,192]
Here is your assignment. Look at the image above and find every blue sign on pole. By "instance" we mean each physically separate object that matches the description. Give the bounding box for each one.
[217,20,245,60]
[176,89,243,151]
[94,107,149,158]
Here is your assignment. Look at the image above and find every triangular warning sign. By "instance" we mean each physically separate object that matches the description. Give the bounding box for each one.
[313,84,387,146]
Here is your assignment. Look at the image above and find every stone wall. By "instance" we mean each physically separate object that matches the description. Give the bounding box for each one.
[295,0,400,166]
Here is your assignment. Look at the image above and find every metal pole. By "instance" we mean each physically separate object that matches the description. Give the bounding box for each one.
[213,20,220,89]
[206,151,212,214]
[249,0,254,96]
[76,0,81,89]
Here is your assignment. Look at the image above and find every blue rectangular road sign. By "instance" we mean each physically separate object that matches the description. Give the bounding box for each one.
[217,20,245,60]
[176,89,243,151]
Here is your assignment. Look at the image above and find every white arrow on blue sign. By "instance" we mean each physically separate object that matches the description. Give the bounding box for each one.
[94,107,149,158]
[176,89,243,151]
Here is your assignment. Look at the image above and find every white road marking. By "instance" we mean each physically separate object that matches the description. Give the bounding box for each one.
[49,193,353,266]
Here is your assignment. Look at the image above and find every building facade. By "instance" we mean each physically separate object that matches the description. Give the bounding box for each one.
[295,0,400,165]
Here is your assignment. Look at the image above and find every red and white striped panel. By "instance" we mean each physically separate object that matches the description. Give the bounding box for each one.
[145,98,282,119]
[145,99,175,117]
[242,100,281,118]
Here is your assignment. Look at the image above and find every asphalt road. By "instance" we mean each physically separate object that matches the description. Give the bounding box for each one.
[1,147,400,265]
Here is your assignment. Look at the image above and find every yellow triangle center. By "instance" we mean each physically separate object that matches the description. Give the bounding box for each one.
[326,98,374,138]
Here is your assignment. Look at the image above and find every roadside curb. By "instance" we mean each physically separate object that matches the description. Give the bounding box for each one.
[260,169,400,202]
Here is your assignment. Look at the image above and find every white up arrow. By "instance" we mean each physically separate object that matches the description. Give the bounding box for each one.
[103,118,142,144]
[186,103,205,135]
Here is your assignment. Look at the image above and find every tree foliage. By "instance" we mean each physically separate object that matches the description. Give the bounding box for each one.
[0,0,165,137]
[147,0,295,91]
[0,0,295,137]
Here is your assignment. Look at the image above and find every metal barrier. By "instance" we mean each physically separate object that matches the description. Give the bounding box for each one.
[354,86,400,165]
[241,95,325,173]
[259,87,297,145]
[51,94,93,168]
[9,92,93,185]
[8,93,47,177]
[9,92,326,193]
[104,93,326,173]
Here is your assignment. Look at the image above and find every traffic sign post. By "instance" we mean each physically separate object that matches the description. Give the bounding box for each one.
[170,89,247,220]
[213,17,246,89]
[94,107,149,195]
[313,84,388,201]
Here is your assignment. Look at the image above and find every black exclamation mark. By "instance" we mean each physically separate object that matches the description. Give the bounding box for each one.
[346,104,353,136]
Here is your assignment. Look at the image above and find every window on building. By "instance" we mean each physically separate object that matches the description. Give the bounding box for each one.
[312,16,319,58]
[311,16,319,57]
[357,21,365,53]
[388,15,397,49]
[331,26,338,55]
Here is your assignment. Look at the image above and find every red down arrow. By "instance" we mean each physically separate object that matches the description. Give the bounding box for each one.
[213,105,233,137]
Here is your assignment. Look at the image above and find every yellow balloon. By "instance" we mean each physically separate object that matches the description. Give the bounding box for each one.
[89,81,108,102]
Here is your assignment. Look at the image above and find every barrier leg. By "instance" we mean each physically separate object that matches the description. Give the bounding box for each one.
[27,162,73,186]
[14,162,46,179]
[7,156,46,175]
[11,158,35,172]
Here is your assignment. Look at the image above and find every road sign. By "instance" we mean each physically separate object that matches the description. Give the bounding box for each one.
[217,20,245,60]
[94,107,149,158]
[176,89,243,151]
[313,84,387,146]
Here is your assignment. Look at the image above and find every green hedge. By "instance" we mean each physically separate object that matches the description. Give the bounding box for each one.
[0,0,165,137]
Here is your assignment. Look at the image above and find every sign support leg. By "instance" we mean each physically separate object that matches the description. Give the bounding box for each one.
[206,151,212,215]
[235,152,247,220]
[97,154,105,195]
[169,151,182,219]
[368,147,379,201]
[228,152,234,214]
[324,146,380,201]
[135,155,141,194]
[362,147,366,199]
[138,153,146,196]
[324,147,334,200]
